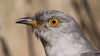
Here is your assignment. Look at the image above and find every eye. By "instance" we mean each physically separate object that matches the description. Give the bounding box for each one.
[48,17,60,27]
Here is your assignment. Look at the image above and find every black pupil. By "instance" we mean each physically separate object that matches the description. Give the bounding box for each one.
[52,20,56,24]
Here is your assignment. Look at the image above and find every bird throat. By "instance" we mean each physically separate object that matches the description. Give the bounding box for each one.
[41,33,95,56]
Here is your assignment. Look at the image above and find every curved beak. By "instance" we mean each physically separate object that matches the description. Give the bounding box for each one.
[16,17,42,27]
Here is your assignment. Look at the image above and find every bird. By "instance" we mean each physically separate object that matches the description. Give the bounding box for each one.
[16,10,100,56]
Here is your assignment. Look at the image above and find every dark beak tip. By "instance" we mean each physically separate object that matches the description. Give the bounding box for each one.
[16,21,20,23]
[16,17,32,24]
[16,19,22,24]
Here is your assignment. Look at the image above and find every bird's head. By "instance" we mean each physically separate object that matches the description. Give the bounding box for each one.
[16,10,78,44]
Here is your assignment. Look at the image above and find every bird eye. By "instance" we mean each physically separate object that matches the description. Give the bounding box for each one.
[48,17,60,27]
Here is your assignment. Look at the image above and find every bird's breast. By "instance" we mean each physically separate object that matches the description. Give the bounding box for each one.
[44,33,94,56]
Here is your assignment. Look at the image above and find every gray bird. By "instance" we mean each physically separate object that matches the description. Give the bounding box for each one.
[16,10,100,56]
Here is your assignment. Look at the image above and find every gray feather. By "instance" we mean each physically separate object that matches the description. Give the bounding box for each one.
[32,10,100,56]
[81,51,100,56]
[22,10,100,56]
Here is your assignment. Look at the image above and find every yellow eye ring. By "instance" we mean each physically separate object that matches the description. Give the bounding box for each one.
[48,17,60,27]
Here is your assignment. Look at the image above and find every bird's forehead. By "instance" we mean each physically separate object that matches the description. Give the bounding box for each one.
[34,10,60,20]
[34,10,74,23]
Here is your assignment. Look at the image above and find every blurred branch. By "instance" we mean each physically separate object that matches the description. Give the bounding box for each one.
[27,26,34,56]
[71,0,100,50]
[0,36,11,56]
[81,0,100,40]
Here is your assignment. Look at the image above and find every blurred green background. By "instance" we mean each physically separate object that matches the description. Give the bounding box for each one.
[0,0,100,56]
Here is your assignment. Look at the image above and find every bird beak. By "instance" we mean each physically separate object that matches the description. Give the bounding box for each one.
[16,17,43,27]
